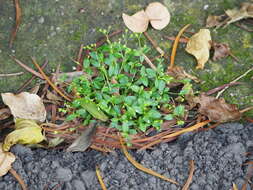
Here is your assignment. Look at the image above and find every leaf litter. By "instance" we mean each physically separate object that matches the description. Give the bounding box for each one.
[1,1,253,189]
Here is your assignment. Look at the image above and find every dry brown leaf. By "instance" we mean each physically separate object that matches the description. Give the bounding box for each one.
[122,10,149,33]
[145,2,170,30]
[0,143,16,177]
[212,42,230,61]
[207,3,253,28]
[1,92,46,122]
[206,15,225,28]
[46,90,63,102]
[194,94,241,123]
[167,66,199,83]
[0,108,11,120]
[185,29,212,70]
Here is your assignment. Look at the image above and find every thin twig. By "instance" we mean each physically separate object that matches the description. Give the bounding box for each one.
[168,24,191,70]
[0,72,23,77]
[10,56,44,79]
[182,160,195,190]
[216,67,253,98]
[9,168,27,190]
[17,60,49,93]
[95,30,123,48]
[9,0,21,48]
[31,57,72,101]
[205,82,242,96]
[240,106,253,114]
[144,31,165,56]
[142,54,157,70]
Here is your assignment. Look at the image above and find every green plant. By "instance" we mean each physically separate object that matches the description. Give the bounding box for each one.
[63,30,192,138]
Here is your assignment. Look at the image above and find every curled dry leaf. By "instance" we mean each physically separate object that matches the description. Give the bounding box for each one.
[67,123,97,152]
[194,94,241,123]
[3,119,45,151]
[0,108,11,120]
[145,2,170,30]
[0,144,16,177]
[212,42,230,61]
[122,10,149,33]
[1,92,46,122]
[206,3,253,28]
[185,29,212,70]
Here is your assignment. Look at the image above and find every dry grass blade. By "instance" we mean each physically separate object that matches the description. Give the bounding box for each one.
[9,168,27,190]
[31,57,71,101]
[232,183,238,190]
[9,0,21,48]
[162,120,210,139]
[182,160,195,190]
[119,136,179,185]
[96,166,107,190]
[168,24,191,70]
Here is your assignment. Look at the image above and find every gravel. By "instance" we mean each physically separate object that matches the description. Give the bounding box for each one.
[0,122,253,190]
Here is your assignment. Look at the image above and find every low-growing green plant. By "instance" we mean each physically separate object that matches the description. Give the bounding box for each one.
[63,30,192,138]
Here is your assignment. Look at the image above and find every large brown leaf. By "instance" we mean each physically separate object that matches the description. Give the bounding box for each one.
[194,94,241,123]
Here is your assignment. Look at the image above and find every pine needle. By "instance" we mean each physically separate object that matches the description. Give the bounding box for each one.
[182,160,195,190]
[119,136,179,185]
[9,168,27,190]
[162,120,210,139]
[168,24,191,70]
[96,166,107,190]
[31,57,71,101]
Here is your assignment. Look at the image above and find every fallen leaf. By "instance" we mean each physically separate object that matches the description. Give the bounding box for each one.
[80,99,108,121]
[167,66,199,83]
[212,42,230,61]
[225,3,253,26]
[145,2,170,30]
[67,123,97,152]
[0,143,16,177]
[1,92,46,122]
[206,3,253,28]
[193,94,241,123]
[46,90,63,102]
[3,119,45,151]
[185,29,212,69]
[206,15,225,28]
[0,108,11,120]
[122,10,149,33]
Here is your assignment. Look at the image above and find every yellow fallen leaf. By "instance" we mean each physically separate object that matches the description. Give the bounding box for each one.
[122,10,149,33]
[232,183,238,190]
[0,143,16,177]
[145,2,170,30]
[185,29,211,70]
[3,119,45,151]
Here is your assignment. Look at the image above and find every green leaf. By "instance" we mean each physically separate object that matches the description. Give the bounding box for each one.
[80,99,108,121]
[164,114,173,120]
[173,105,185,117]
[66,114,78,121]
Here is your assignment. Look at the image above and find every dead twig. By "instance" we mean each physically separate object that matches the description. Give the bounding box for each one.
[17,60,49,93]
[206,82,242,96]
[216,67,253,98]
[142,54,157,70]
[0,72,23,77]
[9,168,27,190]
[9,0,21,48]
[10,56,44,79]
[182,160,195,190]
[144,31,165,56]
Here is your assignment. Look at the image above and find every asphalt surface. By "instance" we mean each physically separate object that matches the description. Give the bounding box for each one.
[0,122,252,190]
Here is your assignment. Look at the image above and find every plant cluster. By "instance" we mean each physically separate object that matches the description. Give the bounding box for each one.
[64,31,192,138]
